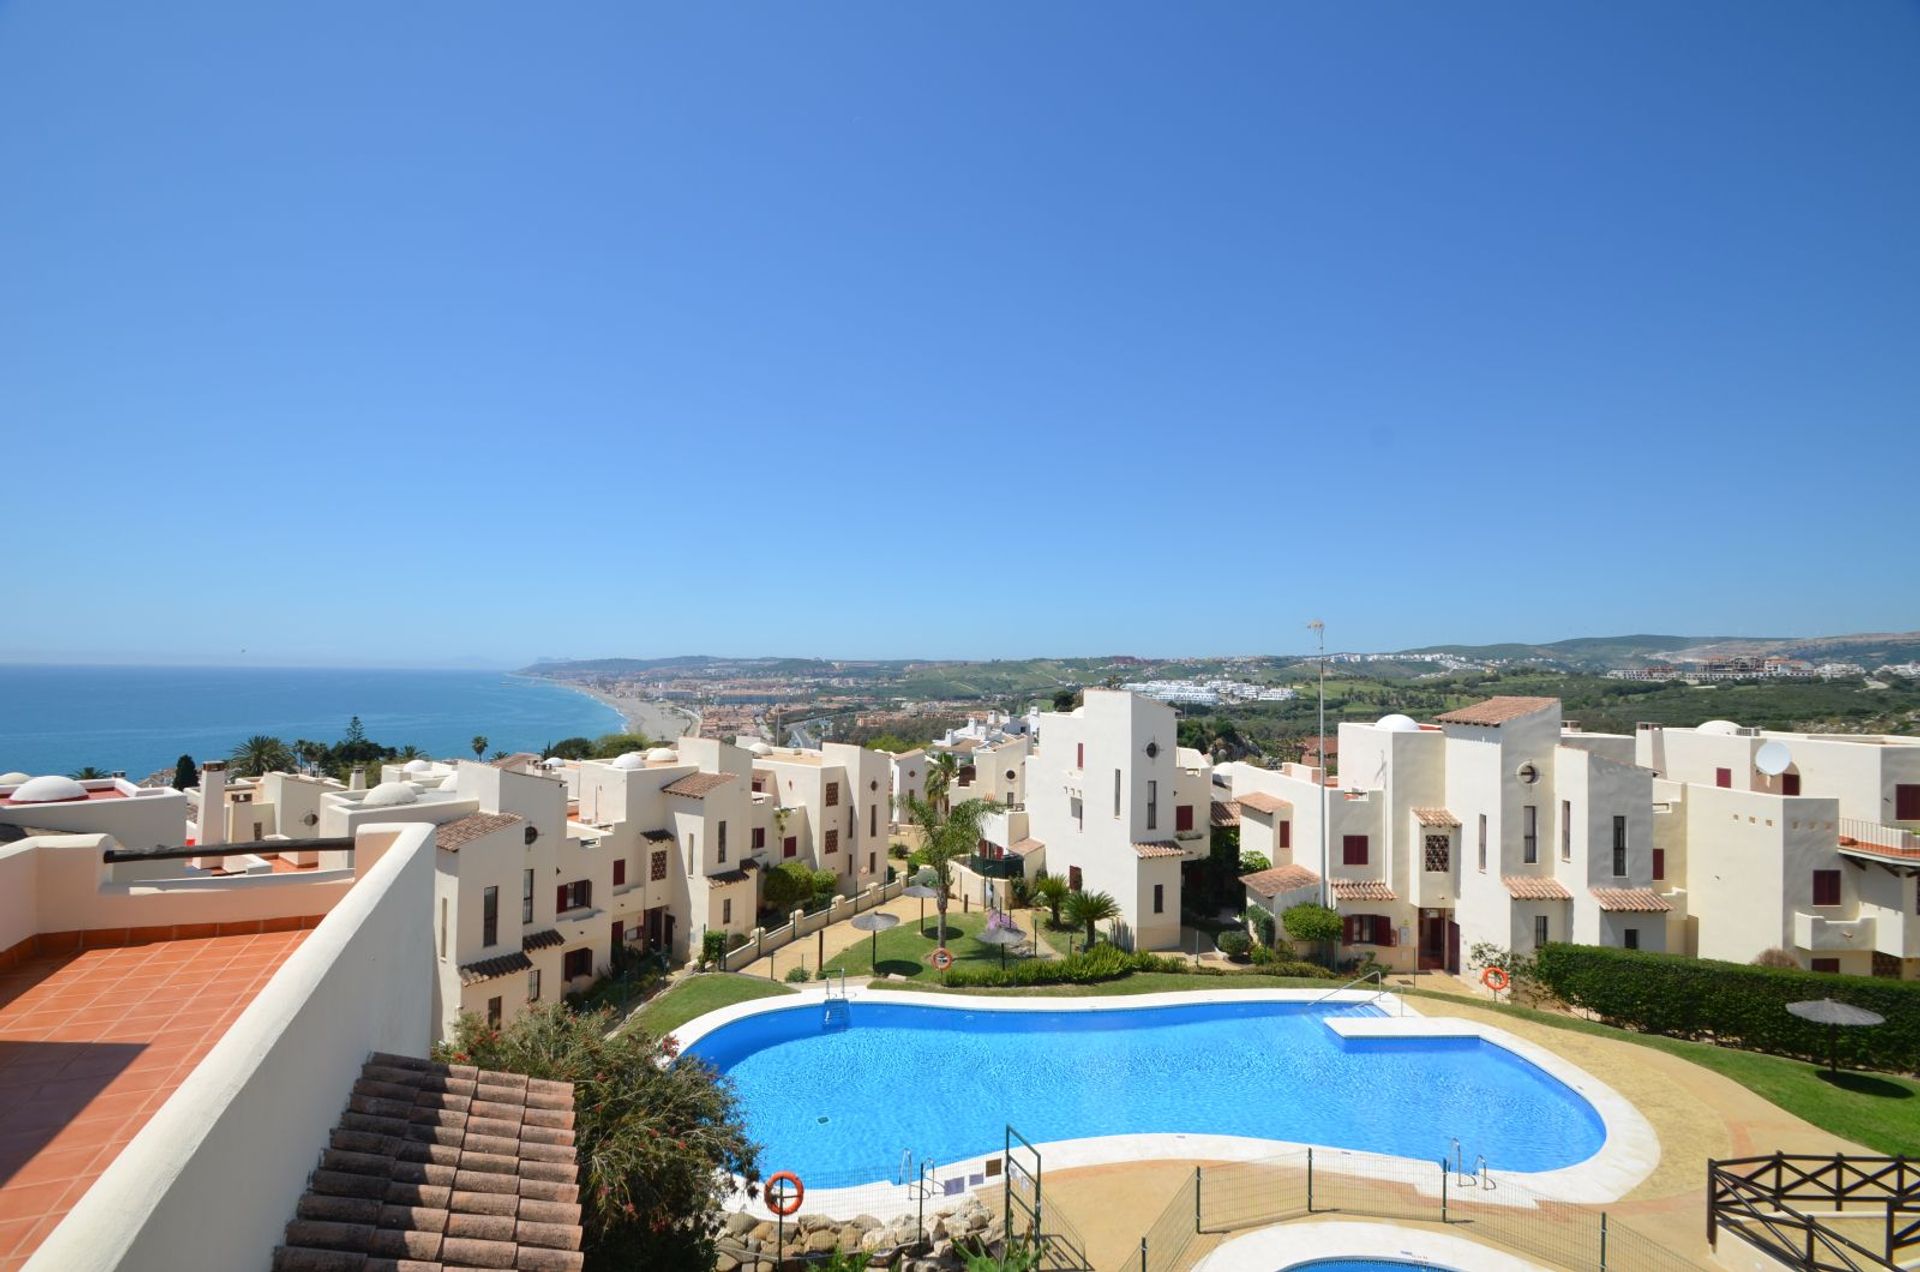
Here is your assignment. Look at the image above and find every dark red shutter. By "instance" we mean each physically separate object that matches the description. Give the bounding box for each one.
[1176,805,1194,832]
[556,885,567,913]
[1279,821,1291,849]
[1342,916,1357,944]
[1781,773,1801,796]
[1343,835,1368,866]
[613,859,626,887]
[1652,848,1665,881]
[1898,785,1920,821]
[1716,768,1732,789]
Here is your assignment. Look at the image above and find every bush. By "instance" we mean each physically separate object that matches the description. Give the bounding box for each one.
[784,965,812,984]
[1215,930,1252,961]
[1249,945,1331,976]
[1282,902,1342,945]
[937,946,1336,989]
[700,930,729,967]
[1752,948,1798,969]
[1243,907,1277,948]
[1533,944,1920,1072]
[1240,851,1272,874]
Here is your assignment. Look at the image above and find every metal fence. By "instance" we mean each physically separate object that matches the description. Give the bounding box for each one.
[1133,1148,1705,1272]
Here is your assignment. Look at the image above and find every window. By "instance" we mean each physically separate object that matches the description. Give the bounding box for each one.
[1533,915,1549,949]
[1477,815,1488,871]
[1560,800,1572,861]
[563,948,592,981]
[1147,780,1158,830]
[610,919,622,946]
[487,997,502,1028]
[870,805,877,838]
[1812,869,1842,906]
[867,851,875,875]
[1781,772,1801,796]
[1812,957,1840,974]
[1279,820,1291,850]
[482,886,498,947]
[1898,784,1920,821]
[824,829,838,855]
[1522,805,1538,864]
[826,782,839,807]
[556,880,591,913]
[1176,804,1194,833]
[752,776,764,793]
[752,826,766,851]
[1342,835,1368,866]
[1113,770,1121,818]
[1069,866,1082,891]
[1715,767,1732,789]
[722,898,732,924]
[439,897,448,959]
[1342,915,1393,946]
[717,822,727,863]
[1652,848,1665,881]
[782,836,797,859]
[527,968,541,1002]
[522,868,534,923]
[651,849,667,881]
[1153,883,1164,914]
[1623,928,1639,951]
[1072,796,1083,828]
[1076,742,1084,769]
[1423,834,1450,872]
[1611,816,1628,877]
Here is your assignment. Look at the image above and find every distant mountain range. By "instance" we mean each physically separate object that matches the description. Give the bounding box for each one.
[1400,631,1920,672]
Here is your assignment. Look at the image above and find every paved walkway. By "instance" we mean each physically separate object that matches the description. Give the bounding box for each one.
[734,893,934,981]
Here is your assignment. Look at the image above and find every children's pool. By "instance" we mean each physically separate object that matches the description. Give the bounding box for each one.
[682,998,1606,1185]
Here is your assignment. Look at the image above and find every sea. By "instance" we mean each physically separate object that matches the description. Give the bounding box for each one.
[0,665,627,780]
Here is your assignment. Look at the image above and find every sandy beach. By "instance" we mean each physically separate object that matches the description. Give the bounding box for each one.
[566,683,697,740]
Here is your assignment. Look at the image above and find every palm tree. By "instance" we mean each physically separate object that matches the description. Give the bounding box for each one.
[925,751,959,812]
[398,745,425,761]
[1064,889,1119,947]
[905,794,992,949]
[70,766,107,780]
[1032,874,1070,927]
[471,735,489,760]
[230,735,294,778]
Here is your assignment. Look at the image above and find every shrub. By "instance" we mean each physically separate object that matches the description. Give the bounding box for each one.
[1216,930,1252,961]
[700,930,729,967]
[1281,902,1342,945]
[1240,851,1272,874]
[1533,944,1920,1072]
[784,965,812,984]
[936,946,1336,989]
[1248,945,1331,976]
[1752,948,1798,969]
[1031,874,1070,925]
[1063,889,1120,945]
[1243,907,1276,947]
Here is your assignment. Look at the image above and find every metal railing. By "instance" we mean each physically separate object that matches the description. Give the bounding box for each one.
[1838,819,1920,858]
[1306,967,1405,1016]
[969,852,1026,879]
[1708,1155,1920,1270]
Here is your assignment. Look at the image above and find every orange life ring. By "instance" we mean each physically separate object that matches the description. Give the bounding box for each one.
[1482,966,1510,993]
[766,1171,804,1216]
[930,947,954,971]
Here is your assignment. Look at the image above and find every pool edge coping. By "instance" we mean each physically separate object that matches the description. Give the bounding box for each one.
[1194,1218,1557,1271]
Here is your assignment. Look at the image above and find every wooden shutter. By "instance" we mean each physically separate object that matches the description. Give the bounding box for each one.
[556,884,568,914]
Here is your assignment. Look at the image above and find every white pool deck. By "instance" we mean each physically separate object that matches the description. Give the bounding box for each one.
[1193,1218,1556,1271]
[672,986,1661,1219]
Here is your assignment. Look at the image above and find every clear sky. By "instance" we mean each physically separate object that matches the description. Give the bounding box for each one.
[3,1,1915,667]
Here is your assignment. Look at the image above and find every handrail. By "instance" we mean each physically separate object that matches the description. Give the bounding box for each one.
[103,837,355,864]
[1709,1158,1908,1271]
[1307,968,1402,1016]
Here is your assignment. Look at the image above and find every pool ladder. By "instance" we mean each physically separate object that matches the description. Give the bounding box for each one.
[1449,1140,1496,1191]
[821,971,851,1031]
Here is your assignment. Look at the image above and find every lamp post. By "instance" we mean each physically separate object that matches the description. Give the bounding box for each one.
[1308,619,1329,908]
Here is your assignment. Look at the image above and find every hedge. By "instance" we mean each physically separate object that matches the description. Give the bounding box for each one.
[937,945,1333,989]
[1533,943,1920,1073]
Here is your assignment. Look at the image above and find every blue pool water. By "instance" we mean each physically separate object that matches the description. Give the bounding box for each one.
[685,999,1606,1186]
[1288,1261,1454,1271]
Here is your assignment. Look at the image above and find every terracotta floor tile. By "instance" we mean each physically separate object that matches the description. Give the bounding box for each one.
[0,1182,71,1225]
[2,1145,101,1191]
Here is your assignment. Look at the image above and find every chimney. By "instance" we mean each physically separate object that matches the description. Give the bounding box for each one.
[349,766,366,791]
[199,761,228,849]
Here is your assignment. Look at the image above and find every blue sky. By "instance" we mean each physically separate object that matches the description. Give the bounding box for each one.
[3,1,1915,667]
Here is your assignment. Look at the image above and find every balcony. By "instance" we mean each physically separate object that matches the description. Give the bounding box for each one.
[1838,819,1920,862]
[969,852,1026,879]
[1793,911,1875,952]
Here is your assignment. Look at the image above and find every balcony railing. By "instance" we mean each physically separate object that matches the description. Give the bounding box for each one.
[1839,819,1920,859]
[968,853,1025,879]
[1793,911,1875,952]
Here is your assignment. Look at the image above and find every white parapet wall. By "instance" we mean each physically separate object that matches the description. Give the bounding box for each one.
[25,822,441,1272]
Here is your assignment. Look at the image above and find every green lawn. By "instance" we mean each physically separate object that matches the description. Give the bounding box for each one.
[630,973,795,1038]
[823,909,1046,981]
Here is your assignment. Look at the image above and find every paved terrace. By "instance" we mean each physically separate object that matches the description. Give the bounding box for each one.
[0,925,314,1269]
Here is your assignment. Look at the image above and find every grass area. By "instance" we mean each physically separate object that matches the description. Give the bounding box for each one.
[822,909,1045,981]
[629,973,795,1038]
[872,971,1333,998]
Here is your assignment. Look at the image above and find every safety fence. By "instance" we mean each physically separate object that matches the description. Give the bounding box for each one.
[1708,1154,1917,1270]
[1132,1147,1705,1272]
[721,877,908,973]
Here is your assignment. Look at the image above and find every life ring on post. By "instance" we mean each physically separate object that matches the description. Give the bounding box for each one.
[1481,966,1510,994]
[766,1171,804,1217]
[930,947,954,971]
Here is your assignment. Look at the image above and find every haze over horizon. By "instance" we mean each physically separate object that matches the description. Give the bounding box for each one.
[4,2,1916,666]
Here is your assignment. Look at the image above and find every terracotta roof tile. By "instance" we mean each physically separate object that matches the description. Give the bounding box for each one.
[1412,807,1460,828]
[1503,875,1572,900]
[1240,864,1319,897]
[661,772,734,799]
[521,928,564,952]
[640,828,675,843]
[458,950,533,986]
[1236,791,1290,815]
[490,752,542,770]
[1331,878,1396,901]
[1591,886,1672,912]
[1133,840,1185,858]
[273,1054,583,1272]
[1434,696,1559,727]
[437,812,526,851]
[1211,799,1242,828]
[1008,837,1046,856]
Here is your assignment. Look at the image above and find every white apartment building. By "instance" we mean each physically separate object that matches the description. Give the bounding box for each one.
[1230,697,1667,972]
[1637,721,1920,977]
[0,770,190,850]
[1022,689,1213,949]
[889,747,928,823]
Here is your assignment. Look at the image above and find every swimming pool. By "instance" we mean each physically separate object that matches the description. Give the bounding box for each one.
[1287,1261,1453,1271]
[682,995,1606,1186]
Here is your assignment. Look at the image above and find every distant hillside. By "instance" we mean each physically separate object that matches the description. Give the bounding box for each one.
[1402,632,1920,672]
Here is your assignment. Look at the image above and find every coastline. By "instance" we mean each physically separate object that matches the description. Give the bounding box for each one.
[527,675,698,741]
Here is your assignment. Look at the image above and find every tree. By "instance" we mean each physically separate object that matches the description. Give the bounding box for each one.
[1282,902,1343,967]
[397,745,425,761]
[1239,851,1271,874]
[229,735,294,778]
[471,735,489,760]
[1031,874,1070,926]
[544,737,595,760]
[924,751,959,811]
[905,794,992,948]
[70,766,107,780]
[592,733,654,758]
[435,1004,758,1268]
[172,755,198,789]
[761,861,818,913]
[1063,890,1119,946]
[344,716,367,745]
[1050,688,1080,712]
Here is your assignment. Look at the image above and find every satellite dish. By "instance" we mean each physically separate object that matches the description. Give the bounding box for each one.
[1755,740,1793,777]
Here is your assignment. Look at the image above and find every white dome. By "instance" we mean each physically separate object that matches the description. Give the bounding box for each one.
[1376,714,1421,733]
[646,747,678,762]
[401,759,432,774]
[361,780,419,808]
[8,774,89,804]
[748,741,772,756]
[609,752,646,770]
[0,772,31,785]
[542,756,568,768]
[1696,719,1743,736]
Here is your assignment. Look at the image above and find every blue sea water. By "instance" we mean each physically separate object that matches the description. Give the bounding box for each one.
[685,999,1607,1186]
[0,665,626,778]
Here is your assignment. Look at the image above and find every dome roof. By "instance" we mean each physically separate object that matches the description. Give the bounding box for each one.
[609,752,646,770]
[646,748,678,763]
[1376,713,1421,733]
[9,775,89,804]
[747,742,772,756]
[1696,719,1743,736]
[401,759,432,774]
[0,772,31,785]
[361,780,420,808]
